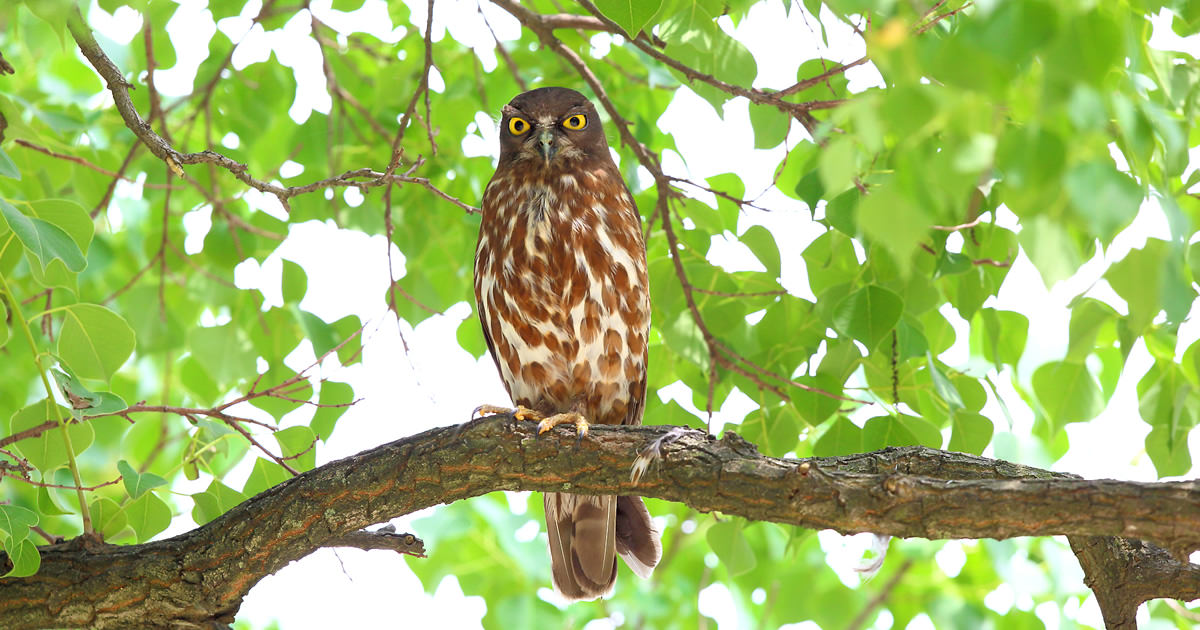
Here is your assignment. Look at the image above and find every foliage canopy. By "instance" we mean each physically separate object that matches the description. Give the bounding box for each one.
[0,0,1199,627]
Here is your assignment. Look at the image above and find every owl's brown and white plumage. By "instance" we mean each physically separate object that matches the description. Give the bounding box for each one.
[473,87,661,600]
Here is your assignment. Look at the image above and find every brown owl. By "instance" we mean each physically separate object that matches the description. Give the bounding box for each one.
[473,87,661,600]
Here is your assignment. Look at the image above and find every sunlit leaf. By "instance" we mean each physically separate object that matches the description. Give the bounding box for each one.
[706,519,757,576]
[56,303,136,383]
[124,492,172,543]
[118,459,167,499]
[0,199,86,273]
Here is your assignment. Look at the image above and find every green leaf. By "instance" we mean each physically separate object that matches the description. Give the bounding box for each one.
[124,492,172,543]
[311,380,354,441]
[662,311,709,370]
[1145,425,1191,478]
[935,251,972,277]
[857,186,930,277]
[0,145,20,179]
[790,374,845,427]
[0,198,87,273]
[593,0,662,37]
[1105,239,1187,334]
[812,417,862,456]
[1032,361,1105,432]
[281,259,307,304]
[659,10,757,110]
[57,304,136,382]
[26,199,93,255]
[190,324,255,386]
[118,459,167,499]
[748,104,791,149]
[456,311,487,358]
[274,425,316,471]
[1066,299,1118,362]
[832,285,903,350]
[9,399,94,472]
[248,367,312,421]
[1,537,39,578]
[89,496,128,540]
[37,486,71,516]
[1019,215,1081,289]
[862,414,941,451]
[243,458,291,497]
[926,354,964,412]
[739,405,799,457]
[740,225,781,278]
[0,504,38,543]
[948,411,993,455]
[1064,161,1142,243]
[706,519,756,576]
[818,136,856,196]
[191,481,247,525]
[51,367,128,418]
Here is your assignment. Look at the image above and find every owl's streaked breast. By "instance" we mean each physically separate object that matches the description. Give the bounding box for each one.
[474,165,649,426]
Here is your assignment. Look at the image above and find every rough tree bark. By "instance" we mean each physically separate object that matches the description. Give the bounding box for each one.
[0,416,1196,629]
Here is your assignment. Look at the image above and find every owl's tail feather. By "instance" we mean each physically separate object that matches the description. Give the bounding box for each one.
[546,492,617,601]
[545,493,663,601]
[615,495,661,579]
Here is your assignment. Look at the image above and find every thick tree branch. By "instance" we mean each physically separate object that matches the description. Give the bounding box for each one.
[0,417,1195,629]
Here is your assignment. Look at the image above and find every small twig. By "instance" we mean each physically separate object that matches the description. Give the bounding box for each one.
[930,214,986,231]
[479,2,528,92]
[916,2,973,34]
[667,176,776,213]
[778,57,869,97]
[844,558,915,630]
[13,140,175,188]
[0,473,123,492]
[691,287,786,298]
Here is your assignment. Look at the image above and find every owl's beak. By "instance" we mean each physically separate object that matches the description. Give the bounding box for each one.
[536,128,558,164]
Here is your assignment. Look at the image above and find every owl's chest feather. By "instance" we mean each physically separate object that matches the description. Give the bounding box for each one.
[475,166,649,422]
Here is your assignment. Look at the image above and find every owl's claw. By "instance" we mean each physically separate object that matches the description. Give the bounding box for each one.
[472,404,542,422]
[471,405,588,444]
[537,412,589,444]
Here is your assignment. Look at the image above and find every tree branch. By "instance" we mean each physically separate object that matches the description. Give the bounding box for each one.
[0,417,1195,629]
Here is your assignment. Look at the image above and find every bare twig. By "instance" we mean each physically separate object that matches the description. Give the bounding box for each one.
[845,558,915,630]
[12,140,174,188]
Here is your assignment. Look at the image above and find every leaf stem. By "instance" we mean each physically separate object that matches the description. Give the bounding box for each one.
[0,270,93,534]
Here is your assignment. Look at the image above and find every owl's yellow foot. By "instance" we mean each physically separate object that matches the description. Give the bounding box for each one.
[537,412,589,442]
[472,404,543,422]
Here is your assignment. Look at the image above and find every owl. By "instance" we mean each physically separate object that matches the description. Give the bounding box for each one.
[473,87,661,600]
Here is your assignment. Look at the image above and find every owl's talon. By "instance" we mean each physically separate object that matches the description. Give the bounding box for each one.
[536,412,589,443]
[473,404,544,423]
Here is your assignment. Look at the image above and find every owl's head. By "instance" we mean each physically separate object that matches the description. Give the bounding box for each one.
[497,87,610,170]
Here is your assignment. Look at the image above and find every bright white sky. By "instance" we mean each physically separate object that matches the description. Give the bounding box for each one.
[83,0,1200,628]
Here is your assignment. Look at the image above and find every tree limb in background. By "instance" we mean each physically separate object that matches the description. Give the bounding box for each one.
[63,8,471,215]
[0,417,1195,629]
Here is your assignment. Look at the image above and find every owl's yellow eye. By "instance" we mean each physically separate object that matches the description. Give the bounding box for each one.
[562,114,587,130]
[508,117,529,135]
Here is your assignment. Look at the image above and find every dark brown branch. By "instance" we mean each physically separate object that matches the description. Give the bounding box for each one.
[325,528,426,557]
[1070,536,1200,630]
[0,418,1195,629]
